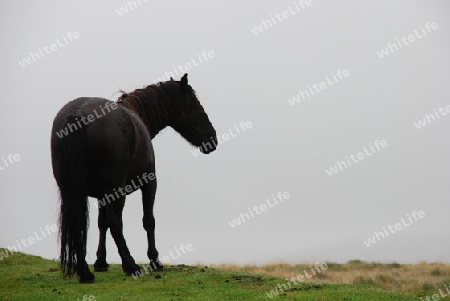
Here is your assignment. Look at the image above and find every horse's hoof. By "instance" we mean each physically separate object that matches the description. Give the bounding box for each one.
[123,264,143,276]
[94,260,109,272]
[149,259,164,272]
[94,266,108,272]
[79,273,96,284]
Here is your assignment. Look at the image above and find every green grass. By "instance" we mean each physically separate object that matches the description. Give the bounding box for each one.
[0,248,421,300]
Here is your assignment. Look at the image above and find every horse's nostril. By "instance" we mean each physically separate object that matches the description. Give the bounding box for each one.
[200,143,216,154]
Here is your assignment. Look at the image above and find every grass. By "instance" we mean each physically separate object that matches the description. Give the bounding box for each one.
[213,261,450,298]
[0,248,432,300]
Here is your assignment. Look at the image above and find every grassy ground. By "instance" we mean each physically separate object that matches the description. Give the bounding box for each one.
[213,260,450,296]
[0,248,433,301]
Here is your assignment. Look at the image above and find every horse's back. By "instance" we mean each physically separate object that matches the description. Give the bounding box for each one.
[51,97,155,198]
[52,97,127,155]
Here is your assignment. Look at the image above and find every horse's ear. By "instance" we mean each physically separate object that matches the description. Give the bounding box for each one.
[180,73,188,88]
[170,77,174,81]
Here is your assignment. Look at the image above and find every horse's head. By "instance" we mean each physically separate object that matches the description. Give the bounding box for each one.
[169,74,217,154]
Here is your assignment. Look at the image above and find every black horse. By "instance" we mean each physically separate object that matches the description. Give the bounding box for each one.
[51,74,217,283]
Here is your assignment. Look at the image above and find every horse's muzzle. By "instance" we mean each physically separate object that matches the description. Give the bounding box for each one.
[199,137,217,154]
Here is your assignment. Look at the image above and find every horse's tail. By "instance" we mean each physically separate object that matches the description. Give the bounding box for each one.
[53,115,89,278]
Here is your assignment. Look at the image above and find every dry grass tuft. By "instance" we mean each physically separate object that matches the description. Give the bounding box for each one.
[210,261,450,295]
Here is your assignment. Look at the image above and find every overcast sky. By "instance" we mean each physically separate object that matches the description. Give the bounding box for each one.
[1,0,450,266]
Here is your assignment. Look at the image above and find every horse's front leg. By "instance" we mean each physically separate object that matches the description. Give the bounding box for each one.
[142,179,163,271]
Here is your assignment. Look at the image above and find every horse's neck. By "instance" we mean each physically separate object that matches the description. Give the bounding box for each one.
[148,123,168,140]
[118,99,170,140]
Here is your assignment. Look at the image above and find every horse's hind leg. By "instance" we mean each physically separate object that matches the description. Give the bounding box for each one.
[108,197,142,275]
[142,180,163,271]
[94,204,109,272]
[76,246,95,283]
[74,220,95,283]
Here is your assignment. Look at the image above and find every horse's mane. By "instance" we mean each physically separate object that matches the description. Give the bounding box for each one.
[116,81,203,138]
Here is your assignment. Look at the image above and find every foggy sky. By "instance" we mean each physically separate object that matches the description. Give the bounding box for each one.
[1,0,450,266]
